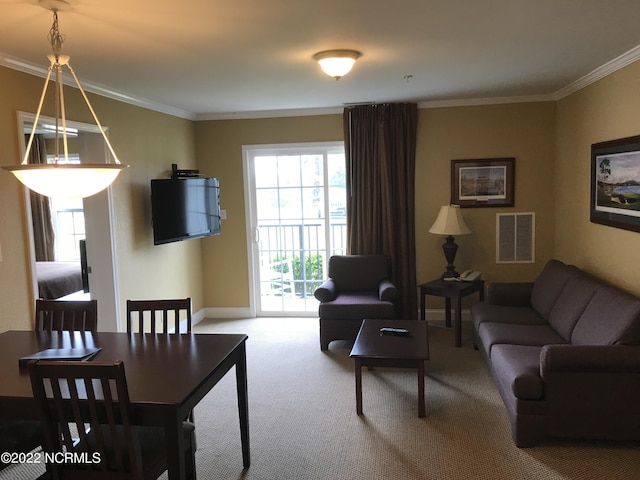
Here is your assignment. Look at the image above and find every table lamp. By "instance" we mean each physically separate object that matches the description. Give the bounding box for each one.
[428,205,471,279]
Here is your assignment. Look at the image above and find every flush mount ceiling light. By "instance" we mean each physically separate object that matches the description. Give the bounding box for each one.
[313,49,361,80]
[1,0,127,198]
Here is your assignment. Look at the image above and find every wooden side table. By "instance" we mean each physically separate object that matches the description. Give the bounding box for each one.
[418,279,485,347]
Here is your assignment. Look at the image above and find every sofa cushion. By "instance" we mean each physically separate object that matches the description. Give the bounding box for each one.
[318,293,396,319]
[329,255,390,292]
[571,286,640,345]
[547,267,603,341]
[491,344,544,400]
[530,259,574,320]
[478,322,567,355]
[471,303,548,331]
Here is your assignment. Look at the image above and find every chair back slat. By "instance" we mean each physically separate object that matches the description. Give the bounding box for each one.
[29,361,145,480]
[126,298,192,334]
[35,300,98,333]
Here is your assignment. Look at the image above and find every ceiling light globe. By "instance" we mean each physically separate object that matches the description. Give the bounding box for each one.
[313,50,361,80]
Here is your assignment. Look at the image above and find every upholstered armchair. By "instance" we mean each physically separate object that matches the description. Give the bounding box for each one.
[314,255,399,350]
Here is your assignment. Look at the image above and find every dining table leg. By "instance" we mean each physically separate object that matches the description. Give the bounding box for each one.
[236,342,251,468]
[166,413,186,480]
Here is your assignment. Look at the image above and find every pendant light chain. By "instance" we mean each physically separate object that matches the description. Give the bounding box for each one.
[48,11,65,56]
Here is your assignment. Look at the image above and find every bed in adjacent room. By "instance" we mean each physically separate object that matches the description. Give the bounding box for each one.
[35,261,83,299]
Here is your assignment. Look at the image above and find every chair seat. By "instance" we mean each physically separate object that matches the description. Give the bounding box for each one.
[319,293,396,319]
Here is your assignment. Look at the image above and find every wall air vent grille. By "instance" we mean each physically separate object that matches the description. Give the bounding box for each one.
[496,213,535,263]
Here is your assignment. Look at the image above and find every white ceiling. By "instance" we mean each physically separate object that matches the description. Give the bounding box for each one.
[2,0,640,120]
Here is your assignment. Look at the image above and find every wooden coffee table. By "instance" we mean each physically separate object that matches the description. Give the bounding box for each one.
[350,319,429,417]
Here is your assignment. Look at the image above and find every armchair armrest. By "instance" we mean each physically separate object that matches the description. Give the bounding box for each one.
[379,280,398,301]
[540,344,640,375]
[314,279,337,302]
[487,282,534,306]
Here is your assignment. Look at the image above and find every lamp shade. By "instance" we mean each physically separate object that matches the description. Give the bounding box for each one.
[313,50,361,79]
[4,164,126,199]
[428,205,471,235]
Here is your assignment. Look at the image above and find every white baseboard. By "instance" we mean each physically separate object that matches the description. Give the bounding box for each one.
[201,307,254,320]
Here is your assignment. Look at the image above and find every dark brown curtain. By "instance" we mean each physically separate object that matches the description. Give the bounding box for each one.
[28,134,55,261]
[343,103,418,319]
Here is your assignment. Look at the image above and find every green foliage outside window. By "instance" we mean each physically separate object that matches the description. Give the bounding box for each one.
[273,253,324,296]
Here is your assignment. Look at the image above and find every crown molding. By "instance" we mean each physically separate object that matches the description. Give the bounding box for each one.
[552,44,640,100]
[0,53,195,120]
[195,106,344,121]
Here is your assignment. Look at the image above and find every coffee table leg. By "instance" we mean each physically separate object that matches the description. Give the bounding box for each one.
[355,358,363,415]
[418,361,425,417]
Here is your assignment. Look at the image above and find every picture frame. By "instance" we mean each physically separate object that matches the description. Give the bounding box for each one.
[591,135,640,233]
[451,157,515,208]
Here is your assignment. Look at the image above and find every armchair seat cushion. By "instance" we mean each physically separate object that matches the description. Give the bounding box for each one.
[319,293,396,320]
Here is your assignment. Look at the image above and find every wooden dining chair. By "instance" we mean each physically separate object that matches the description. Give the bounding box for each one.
[29,360,196,480]
[125,297,196,425]
[35,299,98,333]
[126,298,192,334]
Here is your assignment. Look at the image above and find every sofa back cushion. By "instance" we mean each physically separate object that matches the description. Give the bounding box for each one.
[530,259,574,320]
[547,267,603,340]
[571,286,640,345]
[329,255,391,292]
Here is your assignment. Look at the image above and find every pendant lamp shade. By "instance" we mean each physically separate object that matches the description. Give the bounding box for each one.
[1,1,127,199]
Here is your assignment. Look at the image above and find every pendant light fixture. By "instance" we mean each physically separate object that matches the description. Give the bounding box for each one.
[313,49,361,80]
[1,0,127,198]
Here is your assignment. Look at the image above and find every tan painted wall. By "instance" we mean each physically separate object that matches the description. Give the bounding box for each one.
[417,103,557,286]
[556,61,640,296]
[5,56,639,323]
[196,103,557,311]
[0,66,202,332]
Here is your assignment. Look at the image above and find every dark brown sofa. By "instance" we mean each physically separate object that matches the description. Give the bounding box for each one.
[471,259,640,447]
[314,255,398,350]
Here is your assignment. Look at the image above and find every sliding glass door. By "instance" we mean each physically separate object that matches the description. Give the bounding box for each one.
[244,142,346,315]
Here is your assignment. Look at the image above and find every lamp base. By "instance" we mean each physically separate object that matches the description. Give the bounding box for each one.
[440,235,460,279]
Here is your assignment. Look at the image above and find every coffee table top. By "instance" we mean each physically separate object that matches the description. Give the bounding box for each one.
[350,319,429,361]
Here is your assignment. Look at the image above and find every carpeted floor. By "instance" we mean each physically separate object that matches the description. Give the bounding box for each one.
[2,317,638,480]
[186,317,640,480]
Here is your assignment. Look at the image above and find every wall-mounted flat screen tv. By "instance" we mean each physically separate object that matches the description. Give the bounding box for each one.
[151,177,221,245]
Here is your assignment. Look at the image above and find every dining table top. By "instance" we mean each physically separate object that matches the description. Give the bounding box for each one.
[0,329,248,421]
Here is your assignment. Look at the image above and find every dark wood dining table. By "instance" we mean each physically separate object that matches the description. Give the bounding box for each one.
[0,330,250,480]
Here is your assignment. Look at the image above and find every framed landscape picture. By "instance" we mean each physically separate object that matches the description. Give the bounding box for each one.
[591,135,640,232]
[451,157,515,207]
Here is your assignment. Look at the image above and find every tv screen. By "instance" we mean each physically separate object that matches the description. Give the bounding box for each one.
[151,177,221,245]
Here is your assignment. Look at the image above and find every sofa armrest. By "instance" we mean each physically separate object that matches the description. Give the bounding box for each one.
[314,279,337,302]
[378,280,398,302]
[486,282,534,306]
[540,344,640,374]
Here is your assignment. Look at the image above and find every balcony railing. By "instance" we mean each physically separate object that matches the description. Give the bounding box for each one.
[258,220,346,299]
